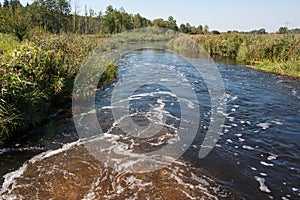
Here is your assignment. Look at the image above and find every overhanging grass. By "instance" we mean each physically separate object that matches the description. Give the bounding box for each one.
[192,34,300,78]
[251,60,300,78]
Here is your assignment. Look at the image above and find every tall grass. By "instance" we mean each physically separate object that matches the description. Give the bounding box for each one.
[192,34,300,77]
[0,33,20,55]
[0,33,109,142]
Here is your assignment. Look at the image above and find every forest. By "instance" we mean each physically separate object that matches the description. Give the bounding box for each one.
[0,0,209,41]
[0,0,299,144]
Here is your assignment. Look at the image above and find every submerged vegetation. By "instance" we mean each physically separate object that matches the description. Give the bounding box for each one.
[0,0,299,143]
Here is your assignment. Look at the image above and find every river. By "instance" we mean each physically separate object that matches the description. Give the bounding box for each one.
[0,49,299,199]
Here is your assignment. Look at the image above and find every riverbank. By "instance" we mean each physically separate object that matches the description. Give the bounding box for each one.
[247,60,300,78]
[0,32,114,145]
[192,34,300,78]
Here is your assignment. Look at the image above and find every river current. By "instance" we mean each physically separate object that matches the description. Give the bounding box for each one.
[0,49,299,200]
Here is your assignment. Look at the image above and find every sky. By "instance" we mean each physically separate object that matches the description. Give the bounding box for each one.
[11,0,300,33]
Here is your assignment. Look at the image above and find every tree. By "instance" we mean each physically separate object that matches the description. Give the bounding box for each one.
[179,23,187,33]
[204,25,209,33]
[153,18,167,28]
[167,16,178,31]
[133,13,142,29]
[197,25,203,33]
[185,23,192,33]
[211,30,220,35]
[1,4,31,41]
[57,0,70,32]
[103,5,115,34]
[277,27,288,34]
[120,9,133,31]
[258,28,266,34]
[3,0,9,7]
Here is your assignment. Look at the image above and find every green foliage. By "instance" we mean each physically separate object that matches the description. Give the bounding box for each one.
[0,33,106,141]
[211,30,221,35]
[248,28,267,34]
[277,27,288,34]
[193,34,300,77]
[98,62,118,85]
[0,1,209,36]
[255,60,300,77]
[0,3,31,41]
[0,33,20,55]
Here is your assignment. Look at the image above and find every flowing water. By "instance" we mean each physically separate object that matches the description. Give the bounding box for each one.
[0,49,299,200]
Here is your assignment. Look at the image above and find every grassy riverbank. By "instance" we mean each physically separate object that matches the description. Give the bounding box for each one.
[0,32,114,143]
[192,34,300,77]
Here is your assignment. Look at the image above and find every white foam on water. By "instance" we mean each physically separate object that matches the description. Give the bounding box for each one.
[150,99,166,123]
[255,176,271,193]
[101,106,124,109]
[228,117,235,122]
[271,120,283,126]
[292,188,298,192]
[260,173,267,177]
[242,145,255,150]
[169,168,219,200]
[257,122,271,130]
[238,138,245,142]
[226,139,233,143]
[260,161,274,167]
[267,155,278,161]
[251,167,257,171]
[0,140,82,197]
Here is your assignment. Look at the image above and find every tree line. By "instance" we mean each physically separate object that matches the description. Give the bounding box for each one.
[0,0,299,41]
[0,0,211,41]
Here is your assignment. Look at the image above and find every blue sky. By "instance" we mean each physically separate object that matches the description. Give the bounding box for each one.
[12,0,300,32]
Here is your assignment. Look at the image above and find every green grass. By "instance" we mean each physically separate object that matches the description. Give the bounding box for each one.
[251,60,300,78]
[0,33,115,143]
[0,33,20,55]
[192,34,300,78]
